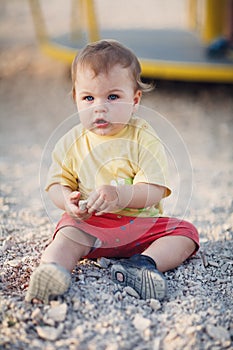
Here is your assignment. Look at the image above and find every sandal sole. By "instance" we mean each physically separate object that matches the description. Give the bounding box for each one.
[25,263,71,304]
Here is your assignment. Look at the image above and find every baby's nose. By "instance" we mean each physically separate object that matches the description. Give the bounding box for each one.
[94,102,108,113]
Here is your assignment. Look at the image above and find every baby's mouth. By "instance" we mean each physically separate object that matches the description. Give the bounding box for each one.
[94,118,109,127]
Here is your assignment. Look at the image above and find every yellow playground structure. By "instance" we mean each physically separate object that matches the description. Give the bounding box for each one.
[29,0,233,83]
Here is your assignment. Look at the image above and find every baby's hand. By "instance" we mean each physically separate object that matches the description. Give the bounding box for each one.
[87,185,120,216]
[65,191,91,220]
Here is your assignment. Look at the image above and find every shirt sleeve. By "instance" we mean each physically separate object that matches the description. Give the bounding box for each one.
[133,123,171,198]
[45,135,78,192]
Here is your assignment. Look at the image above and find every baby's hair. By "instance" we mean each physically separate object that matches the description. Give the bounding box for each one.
[71,39,153,100]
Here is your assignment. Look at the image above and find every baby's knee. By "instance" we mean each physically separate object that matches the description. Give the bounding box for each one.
[176,219,199,252]
[58,226,96,254]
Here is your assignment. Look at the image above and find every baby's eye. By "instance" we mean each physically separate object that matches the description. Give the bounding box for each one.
[108,94,119,101]
[84,96,94,101]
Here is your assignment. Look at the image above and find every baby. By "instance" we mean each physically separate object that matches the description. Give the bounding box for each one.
[25,40,199,304]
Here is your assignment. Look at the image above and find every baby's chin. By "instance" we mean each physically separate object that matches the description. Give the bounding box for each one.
[89,124,126,136]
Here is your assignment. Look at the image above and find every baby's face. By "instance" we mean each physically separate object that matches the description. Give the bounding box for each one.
[74,64,141,136]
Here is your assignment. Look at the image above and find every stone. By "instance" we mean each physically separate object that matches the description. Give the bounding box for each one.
[72,299,80,311]
[31,307,42,321]
[2,238,15,252]
[96,257,111,268]
[208,260,219,268]
[5,258,22,268]
[46,303,68,322]
[36,324,64,341]
[221,262,230,273]
[206,325,231,345]
[152,337,161,350]
[124,286,140,299]
[113,291,123,301]
[133,314,151,332]
[149,299,161,311]
[105,343,119,350]
[79,200,88,210]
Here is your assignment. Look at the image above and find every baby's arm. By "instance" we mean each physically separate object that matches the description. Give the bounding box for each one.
[117,183,165,208]
[48,184,91,220]
[87,183,165,215]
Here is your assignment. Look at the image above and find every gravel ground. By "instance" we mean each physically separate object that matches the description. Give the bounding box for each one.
[1,1,233,349]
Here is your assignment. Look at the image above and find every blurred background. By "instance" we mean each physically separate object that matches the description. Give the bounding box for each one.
[0,0,233,242]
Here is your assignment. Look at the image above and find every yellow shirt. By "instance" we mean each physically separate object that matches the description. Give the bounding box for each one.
[46,116,171,217]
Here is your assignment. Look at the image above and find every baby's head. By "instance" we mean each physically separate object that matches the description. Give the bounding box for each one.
[71,39,150,100]
[71,40,151,136]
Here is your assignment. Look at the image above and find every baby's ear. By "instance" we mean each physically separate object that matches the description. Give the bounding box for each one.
[134,90,142,104]
[133,90,142,110]
[72,87,76,102]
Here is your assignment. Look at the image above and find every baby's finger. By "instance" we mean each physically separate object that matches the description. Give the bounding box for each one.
[88,197,105,213]
[86,191,99,207]
[70,191,80,200]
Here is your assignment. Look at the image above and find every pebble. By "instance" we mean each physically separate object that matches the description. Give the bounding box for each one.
[221,262,230,272]
[72,298,81,311]
[105,343,119,350]
[124,286,140,298]
[5,258,22,268]
[152,337,161,350]
[46,303,68,322]
[31,307,42,321]
[78,199,88,211]
[133,314,151,332]
[113,290,123,301]
[208,260,219,268]
[96,257,111,268]
[206,325,231,346]
[149,299,161,311]
[2,238,15,252]
[36,324,64,341]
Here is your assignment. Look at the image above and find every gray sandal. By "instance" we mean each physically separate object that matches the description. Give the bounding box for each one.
[111,254,167,300]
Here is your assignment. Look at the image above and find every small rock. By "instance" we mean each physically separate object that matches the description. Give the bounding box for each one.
[78,199,88,211]
[87,270,102,278]
[2,238,15,252]
[152,337,161,350]
[200,252,208,267]
[46,303,67,322]
[5,258,22,267]
[206,325,231,345]
[164,329,178,342]
[208,260,219,268]
[143,327,151,340]
[221,262,230,273]
[105,343,119,350]
[217,278,229,284]
[149,299,161,311]
[72,298,80,311]
[133,314,151,332]
[113,290,123,301]
[73,325,85,336]
[96,257,111,268]
[31,307,42,321]
[124,286,140,298]
[42,316,55,327]
[36,324,64,341]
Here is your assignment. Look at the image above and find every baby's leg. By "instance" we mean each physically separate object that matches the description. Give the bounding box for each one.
[142,235,196,272]
[111,216,198,301]
[111,236,196,300]
[41,226,96,271]
[25,227,96,304]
